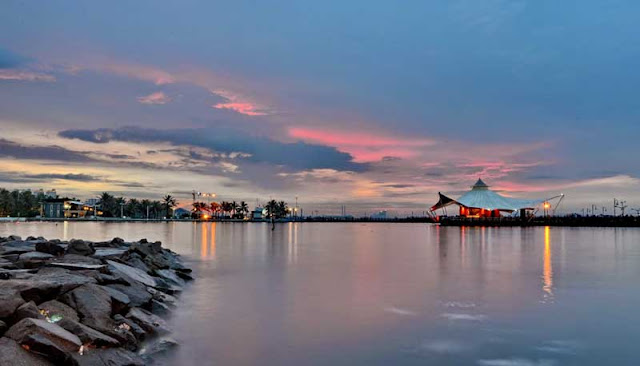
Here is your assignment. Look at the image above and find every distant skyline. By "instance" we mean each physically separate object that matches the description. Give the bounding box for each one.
[1,1,639,214]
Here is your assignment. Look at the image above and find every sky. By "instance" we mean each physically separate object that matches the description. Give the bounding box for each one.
[1,0,639,215]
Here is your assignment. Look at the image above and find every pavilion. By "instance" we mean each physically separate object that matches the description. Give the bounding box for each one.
[430,179,557,218]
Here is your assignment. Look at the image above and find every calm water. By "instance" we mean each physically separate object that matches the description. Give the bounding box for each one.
[1,222,640,365]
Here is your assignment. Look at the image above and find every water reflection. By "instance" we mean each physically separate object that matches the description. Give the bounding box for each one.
[542,226,554,302]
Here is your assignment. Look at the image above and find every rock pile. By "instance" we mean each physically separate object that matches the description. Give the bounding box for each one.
[0,235,191,365]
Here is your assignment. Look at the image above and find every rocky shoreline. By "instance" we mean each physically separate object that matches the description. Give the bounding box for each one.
[0,235,193,365]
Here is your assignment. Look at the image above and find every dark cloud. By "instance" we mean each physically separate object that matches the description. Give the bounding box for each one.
[59,127,366,172]
[0,139,95,162]
[25,173,98,182]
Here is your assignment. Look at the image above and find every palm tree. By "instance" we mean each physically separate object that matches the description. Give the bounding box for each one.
[238,201,249,219]
[125,198,141,218]
[277,201,288,219]
[141,199,151,219]
[231,201,239,218]
[210,202,221,219]
[115,196,126,218]
[150,200,163,219]
[98,192,115,217]
[162,194,177,218]
[221,201,233,218]
[265,200,278,219]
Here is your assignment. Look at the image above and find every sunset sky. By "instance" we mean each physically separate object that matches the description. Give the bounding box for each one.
[1,1,639,214]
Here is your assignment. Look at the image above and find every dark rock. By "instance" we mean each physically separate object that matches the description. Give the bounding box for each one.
[106,260,157,288]
[105,283,152,308]
[154,269,185,288]
[35,242,65,257]
[95,274,128,286]
[102,287,130,315]
[2,241,36,255]
[6,268,96,304]
[149,300,171,316]
[91,249,126,261]
[0,286,25,319]
[0,337,53,366]
[125,308,170,336]
[146,287,178,308]
[5,318,81,363]
[59,285,113,333]
[111,237,125,246]
[139,337,179,361]
[0,320,6,335]
[47,263,107,272]
[124,256,150,273]
[71,347,144,366]
[18,252,55,269]
[54,255,102,266]
[38,300,79,323]
[175,271,194,281]
[112,314,146,342]
[129,242,161,258]
[14,301,46,322]
[57,319,120,348]
[66,240,95,256]
[9,235,22,241]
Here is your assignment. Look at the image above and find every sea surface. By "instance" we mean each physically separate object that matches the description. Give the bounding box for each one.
[1,222,639,365]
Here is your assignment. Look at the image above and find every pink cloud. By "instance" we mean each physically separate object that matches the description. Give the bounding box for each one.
[213,102,266,116]
[0,70,55,82]
[137,91,171,105]
[288,127,432,162]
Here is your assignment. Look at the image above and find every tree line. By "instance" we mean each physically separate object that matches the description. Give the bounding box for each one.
[0,189,46,217]
[97,192,176,219]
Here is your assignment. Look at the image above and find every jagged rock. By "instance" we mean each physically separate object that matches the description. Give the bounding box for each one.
[47,263,107,272]
[0,269,34,280]
[149,300,170,316]
[35,242,65,257]
[71,347,145,366]
[91,249,127,260]
[66,240,95,256]
[53,255,102,266]
[105,283,152,308]
[112,314,146,342]
[8,235,22,241]
[0,337,53,366]
[39,300,80,323]
[59,285,113,333]
[6,268,97,304]
[125,308,170,336]
[129,241,162,258]
[106,261,157,288]
[0,286,25,319]
[139,337,179,361]
[14,301,46,322]
[146,287,178,308]
[102,287,130,315]
[18,252,55,269]
[154,269,185,288]
[111,238,125,246]
[57,319,120,348]
[124,256,150,273]
[6,318,81,364]
[95,274,128,286]
[1,241,36,255]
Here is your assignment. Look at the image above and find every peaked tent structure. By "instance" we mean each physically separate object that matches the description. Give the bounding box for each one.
[430,179,547,218]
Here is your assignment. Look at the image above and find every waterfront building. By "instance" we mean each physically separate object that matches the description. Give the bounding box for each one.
[430,179,554,218]
[43,198,93,218]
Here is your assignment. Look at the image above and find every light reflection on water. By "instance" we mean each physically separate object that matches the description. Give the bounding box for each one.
[1,222,640,365]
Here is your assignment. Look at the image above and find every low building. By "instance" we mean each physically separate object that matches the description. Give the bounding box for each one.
[252,207,265,220]
[430,179,559,218]
[43,199,92,218]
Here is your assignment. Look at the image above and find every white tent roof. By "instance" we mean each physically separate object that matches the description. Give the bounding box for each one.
[431,179,544,212]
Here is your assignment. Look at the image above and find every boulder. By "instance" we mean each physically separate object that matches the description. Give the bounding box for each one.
[38,300,80,323]
[8,235,22,241]
[154,269,185,288]
[66,240,95,256]
[35,242,65,257]
[130,241,162,258]
[91,249,127,261]
[124,256,150,273]
[71,347,145,366]
[0,320,6,336]
[105,283,152,308]
[0,337,53,366]
[47,263,107,272]
[106,261,157,288]
[102,286,130,315]
[0,286,25,319]
[14,301,46,322]
[125,308,170,336]
[5,318,81,364]
[59,285,113,333]
[112,314,146,342]
[57,319,120,348]
[18,252,54,269]
[95,274,128,286]
[139,337,179,361]
[1,241,36,255]
[149,300,171,316]
[10,268,96,304]
[53,255,101,266]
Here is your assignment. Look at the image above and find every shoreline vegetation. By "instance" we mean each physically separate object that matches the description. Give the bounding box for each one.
[0,235,193,365]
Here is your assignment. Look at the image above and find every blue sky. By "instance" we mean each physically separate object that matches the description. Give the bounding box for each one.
[1,0,639,214]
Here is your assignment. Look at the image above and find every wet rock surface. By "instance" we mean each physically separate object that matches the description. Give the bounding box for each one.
[0,235,192,365]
